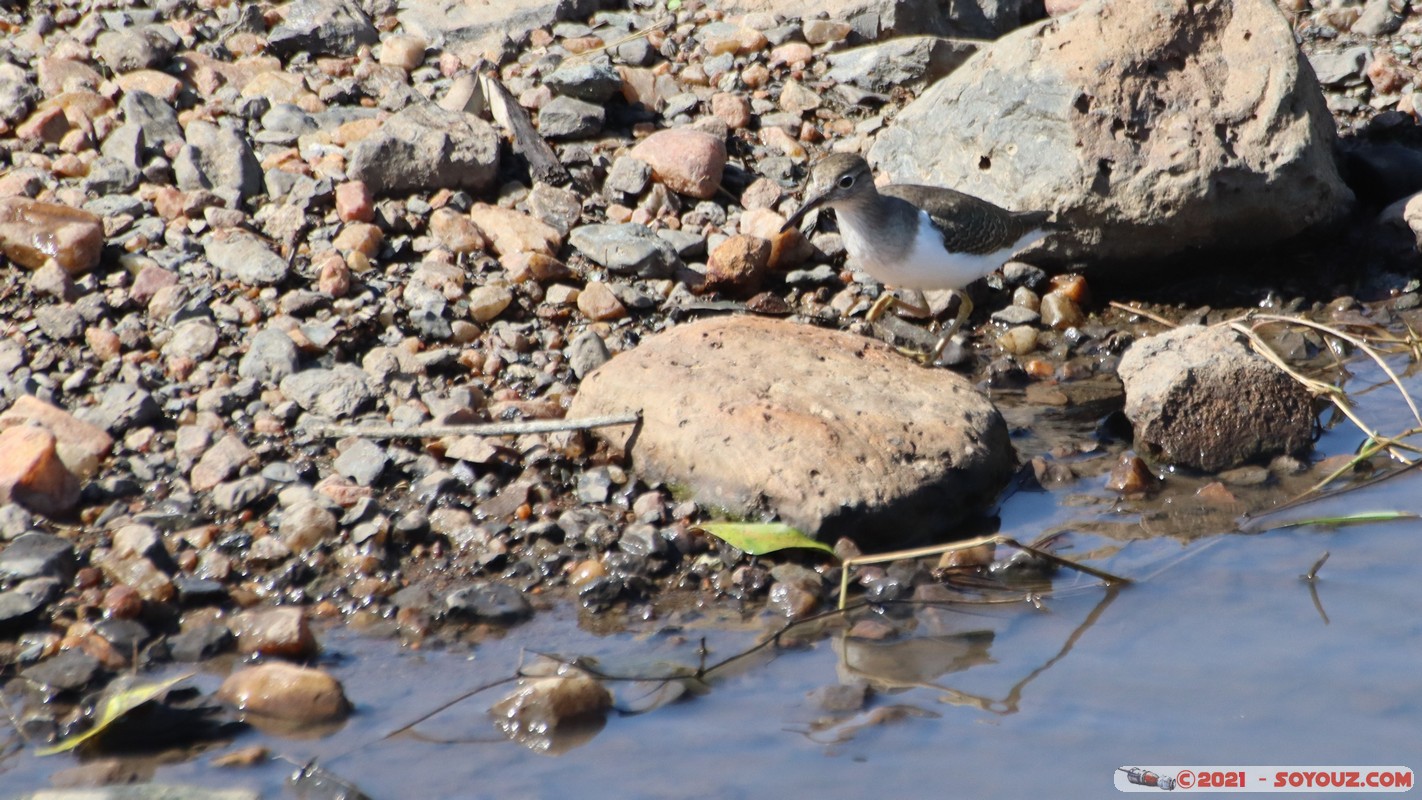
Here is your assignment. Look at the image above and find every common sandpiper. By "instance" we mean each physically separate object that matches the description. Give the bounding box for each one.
[783,153,1054,361]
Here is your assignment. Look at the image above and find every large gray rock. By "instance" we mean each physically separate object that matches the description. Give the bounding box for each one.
[396,0,602,54]
[347,104,499,195]
[568,316,1016,542]
[870,0,1354,269]
[827,37,979,93]
[718,0,1040,39]
[267,0,379,57]
[1118,325,1313,472]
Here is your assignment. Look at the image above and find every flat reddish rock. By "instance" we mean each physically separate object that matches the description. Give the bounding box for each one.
[0,197,104,275]
[0,395,114,479]
[568,316,1015,542]
[630,128,727,199]
[0,426,81,517]
[467,204,562,257]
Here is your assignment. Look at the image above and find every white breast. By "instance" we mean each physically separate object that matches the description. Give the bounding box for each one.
[840,210,1047,290]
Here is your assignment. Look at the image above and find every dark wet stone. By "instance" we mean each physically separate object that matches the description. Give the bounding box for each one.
[267,0,379,57]
[167,623,235,661]
[567,330,611,379]
[22,649,101,693]
[0,532,77,584]
[544,61,623,103]
[0,590,45,634]
[445,583,534,624]
[173,576,229,606]
[1002,261,1047,289]
[83,382,161,433]
[616,523,666,559]
[577,575,623,609]
[862,575,910,604]
[93,618,153,652]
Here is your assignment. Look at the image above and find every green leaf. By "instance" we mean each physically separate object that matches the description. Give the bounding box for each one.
[697,522,837,557]
[37,672,193,756]
[666,0,682,9]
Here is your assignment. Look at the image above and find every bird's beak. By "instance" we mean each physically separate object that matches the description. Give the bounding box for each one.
[780,188,829,233]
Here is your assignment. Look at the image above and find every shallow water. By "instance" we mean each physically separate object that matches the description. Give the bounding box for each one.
[4,356,1422,798]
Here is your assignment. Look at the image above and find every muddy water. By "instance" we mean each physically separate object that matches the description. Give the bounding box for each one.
[4,356,1422,798]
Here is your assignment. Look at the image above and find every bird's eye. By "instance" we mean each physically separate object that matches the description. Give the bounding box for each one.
[837,174,855,189]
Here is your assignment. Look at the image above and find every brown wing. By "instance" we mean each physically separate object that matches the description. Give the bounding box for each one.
[882,184,1049,255]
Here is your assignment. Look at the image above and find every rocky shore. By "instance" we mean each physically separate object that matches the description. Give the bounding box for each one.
[2,0,1422,757]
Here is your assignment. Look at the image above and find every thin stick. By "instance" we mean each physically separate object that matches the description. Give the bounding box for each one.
[1303,551,1330,582]
[304,413,641,440]
[1108,301,1180,329]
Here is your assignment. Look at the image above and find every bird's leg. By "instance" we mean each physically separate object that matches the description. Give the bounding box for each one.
[865,289,931,323]
[930,291,974,363]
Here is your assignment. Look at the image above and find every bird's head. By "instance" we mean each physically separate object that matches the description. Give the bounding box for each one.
[781,153,876,233]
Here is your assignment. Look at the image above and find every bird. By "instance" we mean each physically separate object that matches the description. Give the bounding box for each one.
[781,153,1054,362]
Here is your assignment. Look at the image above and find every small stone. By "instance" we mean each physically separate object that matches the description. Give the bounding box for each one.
[168,622,234,661]
[239,328,302,383]
[710,92,752,129]
[429,207,488,253]
[577,281,628,321]
[538,95,605,139]
[0,532,77,583]
[467,204,563,257]
[333,438,388,486]
[778,79,822,114]
[280,501,339,552]
[0,395,114,479]
[280,365,375,418]
[997,325,1039,355]
[604,155,652,197]
[0,427,80,517]
[1039,291,1085,330]
[705,234,771,297]
[84,383,161,433]
[191,434,257,492]
[347,104,499,195]
[630,128,727,199]
[379,34,428,71]
[205,229,290,286]
[1105,453,1160,494]
[22,648,101,693]
[0,198,104,275]
[446,583,534,624]
[803,20,852,45]
[568,331,611,379]
[335,180,375,223]
[229,607,318,658]
[267,0,379,57]
[544,61,623,103]
[569,223,681,278]
[468,285,514,322]
[219,662,350,722]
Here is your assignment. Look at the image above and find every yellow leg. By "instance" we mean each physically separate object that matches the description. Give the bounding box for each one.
[865,292,895,323]
[930,291,973,362]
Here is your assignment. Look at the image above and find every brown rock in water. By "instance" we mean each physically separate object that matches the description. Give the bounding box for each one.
[0,197,104,275]
[1105,453,1160,494]
[229,607,318,658]
[568,316,1015,542]
[218,662,350,723]
[0,426,80,516]
[0,395,114,479]
[1118,325,1314,472]
[630,128,727,200]
[705,235,772,297]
